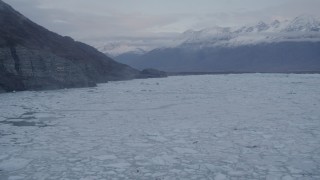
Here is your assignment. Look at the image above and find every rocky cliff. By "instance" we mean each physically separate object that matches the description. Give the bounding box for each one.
[0,0,141,92]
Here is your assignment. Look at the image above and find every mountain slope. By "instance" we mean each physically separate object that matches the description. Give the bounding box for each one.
[116,42,320,72]
[0,0,140,92]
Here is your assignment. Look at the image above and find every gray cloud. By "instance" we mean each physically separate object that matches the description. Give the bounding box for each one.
[3,0,320,47]
[4,0,183,40]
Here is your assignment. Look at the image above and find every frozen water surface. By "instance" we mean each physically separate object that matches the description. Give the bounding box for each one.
[0,74,320,179]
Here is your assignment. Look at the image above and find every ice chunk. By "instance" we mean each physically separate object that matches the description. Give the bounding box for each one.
[93,155,117,161]
[215,173,227,180]
[173,147,198,154]
[0,158,31,171]
[8,176,25,180]
[106,162,131,169]
[151,155,177,165]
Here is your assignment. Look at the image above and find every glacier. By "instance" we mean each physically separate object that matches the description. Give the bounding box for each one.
[0,74,320,179]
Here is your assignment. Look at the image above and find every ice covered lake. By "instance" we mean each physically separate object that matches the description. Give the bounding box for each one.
[0,74,320,180]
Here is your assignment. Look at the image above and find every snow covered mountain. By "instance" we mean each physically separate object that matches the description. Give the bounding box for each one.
[114,15,320,73]
[100,15,320,57]
[180,15,320,48]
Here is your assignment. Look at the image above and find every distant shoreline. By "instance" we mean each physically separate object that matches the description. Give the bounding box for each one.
[1,71,319,94]
[167,71,320,76]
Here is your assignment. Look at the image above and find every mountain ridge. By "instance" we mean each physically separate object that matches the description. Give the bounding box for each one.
[98,15,320,56]
[115,41,320,73]
[114,15,320,73]
[179,15,320,49]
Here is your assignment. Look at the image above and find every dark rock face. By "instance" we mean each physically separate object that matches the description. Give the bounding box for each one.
[0,46,95,91]
[0,0,140,92]
[139,68,167,78]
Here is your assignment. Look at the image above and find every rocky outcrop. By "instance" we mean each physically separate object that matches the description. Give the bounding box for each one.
[0,0,142,92]
[139,69,167,78]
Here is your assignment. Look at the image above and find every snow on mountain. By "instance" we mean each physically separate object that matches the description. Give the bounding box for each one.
[97,15,320,56]
[95,36,179,57]
[180,15,320,48]
[96,43,148,57]
[181,26,235,44]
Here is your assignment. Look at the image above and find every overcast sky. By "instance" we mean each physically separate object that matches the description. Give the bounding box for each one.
[3,0,320,45]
